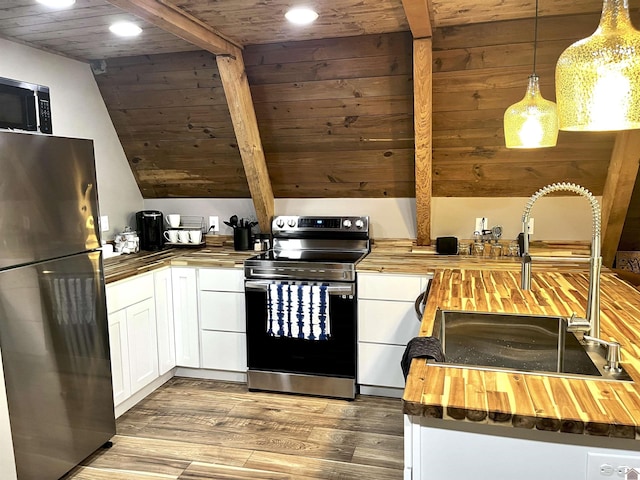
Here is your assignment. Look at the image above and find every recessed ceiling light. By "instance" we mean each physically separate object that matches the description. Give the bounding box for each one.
[285,7,318,25]
[109,21,142,37]
[36,0,75,8]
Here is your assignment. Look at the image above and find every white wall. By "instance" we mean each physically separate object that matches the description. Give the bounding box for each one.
[146,196,595,241]
[432,196,598,241]
[0,38,143,240]
[144,198,257,235]
[276,198,417,239]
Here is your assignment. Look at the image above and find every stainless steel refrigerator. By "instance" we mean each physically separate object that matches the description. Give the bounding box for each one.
[0,132,115,479]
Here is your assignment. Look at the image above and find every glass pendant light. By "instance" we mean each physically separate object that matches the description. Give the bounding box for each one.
[556,0,640,131]
[504,0,559,148]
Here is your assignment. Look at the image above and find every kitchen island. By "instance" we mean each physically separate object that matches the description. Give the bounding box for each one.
[402,267,640,480]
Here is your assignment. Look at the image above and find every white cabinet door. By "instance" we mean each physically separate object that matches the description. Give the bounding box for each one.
[200,291,245,332]
[107,309,130,405]
[172,267,200,368]
[126,298,159,394]
[358,342,406,389]
[201,331,247,372]
[359,299,421,345]
[154,268,176,375]
[358,273,424,301]
[199,268,244,292]
[106,273,154,314]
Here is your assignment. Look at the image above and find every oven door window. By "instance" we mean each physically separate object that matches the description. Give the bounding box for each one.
[245,285,356,378]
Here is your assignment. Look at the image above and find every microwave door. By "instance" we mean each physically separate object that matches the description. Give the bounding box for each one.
[0,85,37,131]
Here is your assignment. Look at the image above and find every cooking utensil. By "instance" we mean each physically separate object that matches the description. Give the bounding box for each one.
[223,216,257,230]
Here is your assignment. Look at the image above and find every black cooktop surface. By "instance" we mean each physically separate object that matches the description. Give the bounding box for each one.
[246,250,367,264]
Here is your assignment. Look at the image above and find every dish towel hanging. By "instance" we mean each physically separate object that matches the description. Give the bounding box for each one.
[267,283,331,340]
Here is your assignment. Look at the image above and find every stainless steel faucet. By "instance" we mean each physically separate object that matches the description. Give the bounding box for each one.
[520,182,603,338]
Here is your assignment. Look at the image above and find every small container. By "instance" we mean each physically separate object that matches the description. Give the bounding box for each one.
[259,233,271,251]
[254,237,263,251]
[490,243,503,258]
[508,241,520,257]
[473,242,485,257]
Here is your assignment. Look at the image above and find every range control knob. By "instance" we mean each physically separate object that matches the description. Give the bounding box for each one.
[343,219,352,228]
[275,218,285,228]
[287,218,297,227]
[355,219,365,229]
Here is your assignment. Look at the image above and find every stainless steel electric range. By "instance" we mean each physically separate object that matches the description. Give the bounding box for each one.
[244,215,370,399]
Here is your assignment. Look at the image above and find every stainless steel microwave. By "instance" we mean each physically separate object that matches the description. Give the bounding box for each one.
[0,76,52,134]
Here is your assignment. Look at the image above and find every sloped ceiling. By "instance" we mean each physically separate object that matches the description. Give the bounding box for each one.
[93,9,624,199]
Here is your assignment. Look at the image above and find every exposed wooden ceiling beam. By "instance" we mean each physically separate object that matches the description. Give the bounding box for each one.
[217,52,274,232]
[401,0,433,39]
[414,37,433,245]
[106,0,241,56]
[601,131,640,267]
[403,1,433,244]
[106,0,275,230]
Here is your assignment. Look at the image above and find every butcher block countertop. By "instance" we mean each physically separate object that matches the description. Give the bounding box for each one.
[357,239,593,274]
[103,246,254,284]
[103,238,594,283]
[402,268,640,439]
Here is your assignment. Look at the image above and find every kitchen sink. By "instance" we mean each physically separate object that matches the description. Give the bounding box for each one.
[430,310,632,382]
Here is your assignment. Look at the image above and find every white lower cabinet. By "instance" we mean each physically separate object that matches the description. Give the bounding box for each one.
[358,342,407,389]
[201,331,247,371]
[198,268,246,373]
[106,273,158,406]
[107,309,130,405]
[358,272,432,396]
[154,268,176,375]
[126,298,159,393]
[404,415,640,480]
[172,267,200,368]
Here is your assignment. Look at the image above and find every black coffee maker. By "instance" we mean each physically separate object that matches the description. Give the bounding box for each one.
[136,210,164,251]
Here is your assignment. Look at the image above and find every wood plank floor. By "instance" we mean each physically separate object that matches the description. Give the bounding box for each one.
[63,377,404,479]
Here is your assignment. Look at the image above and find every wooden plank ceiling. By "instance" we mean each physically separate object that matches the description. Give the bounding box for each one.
[1,0,639,251]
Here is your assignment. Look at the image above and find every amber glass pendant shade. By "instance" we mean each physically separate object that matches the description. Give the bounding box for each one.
[504,75,559,148]
[556,0,640,131]
[504,0,559,148]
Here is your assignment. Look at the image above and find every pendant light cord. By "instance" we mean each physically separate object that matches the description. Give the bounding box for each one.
[533,0,539,74]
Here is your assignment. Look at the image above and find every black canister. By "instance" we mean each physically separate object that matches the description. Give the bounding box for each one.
[233,226,251,251]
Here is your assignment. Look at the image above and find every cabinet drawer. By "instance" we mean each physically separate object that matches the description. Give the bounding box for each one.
[359,299,420,345]
[200,291,245,332]
[358,273,425,301]
[106,273,154,313]
[358,342,406,389]
[199,268,244,292]
[201,331,247,372]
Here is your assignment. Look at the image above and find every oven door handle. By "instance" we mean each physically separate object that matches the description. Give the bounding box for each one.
[245,279,355,296]
[245,271,302,280]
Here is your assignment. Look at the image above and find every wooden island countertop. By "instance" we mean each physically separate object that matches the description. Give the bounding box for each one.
[402,268,640,439]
